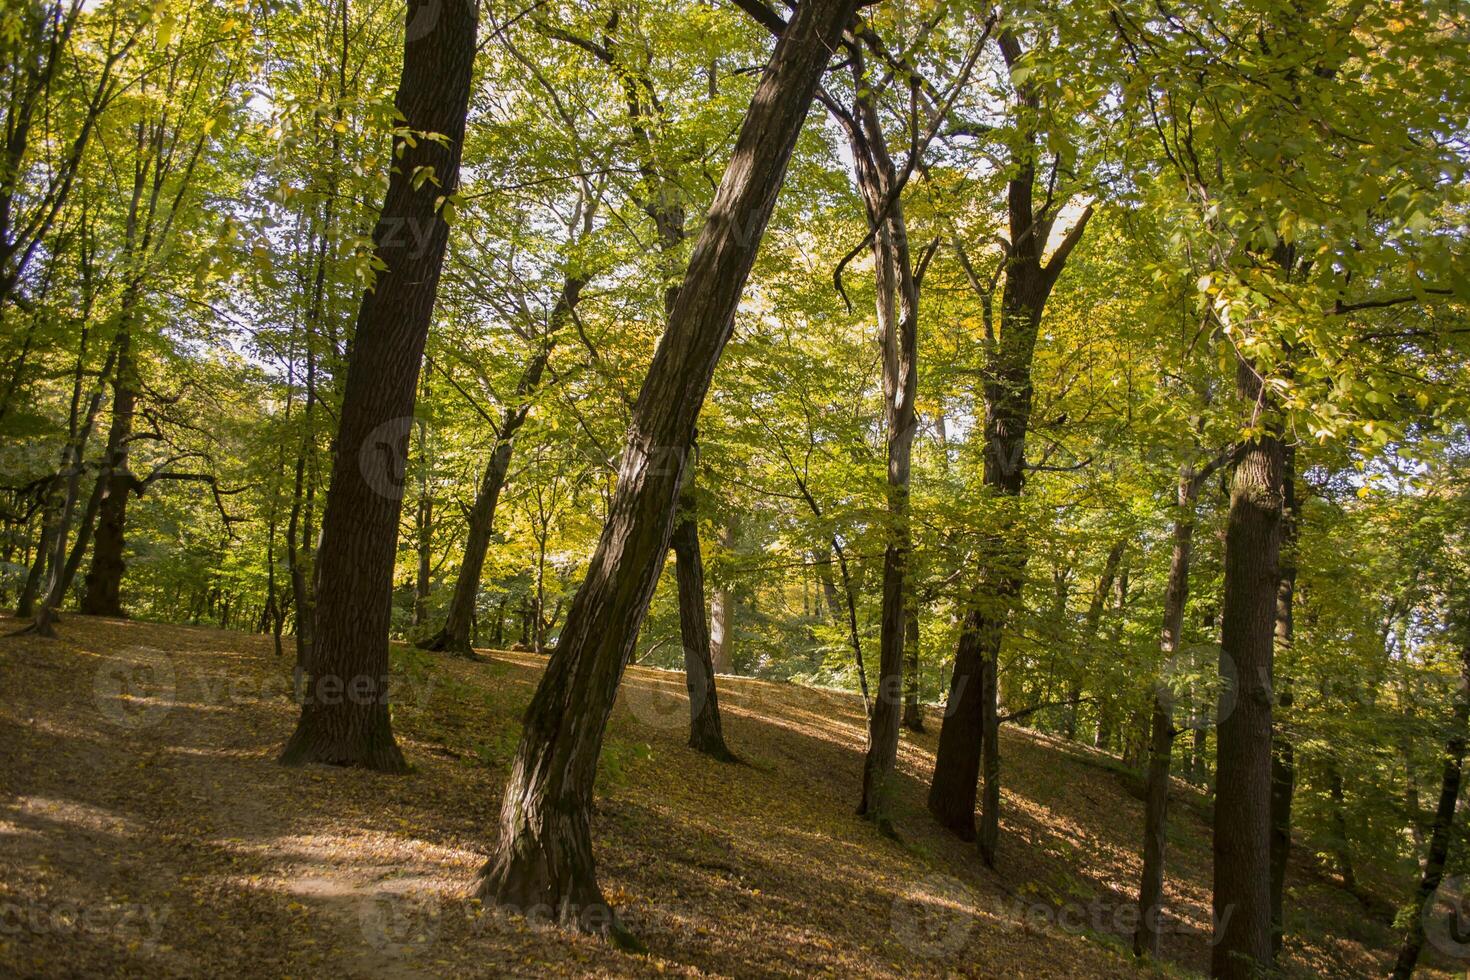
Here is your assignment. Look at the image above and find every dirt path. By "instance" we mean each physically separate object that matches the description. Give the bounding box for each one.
[0,615,1420,977]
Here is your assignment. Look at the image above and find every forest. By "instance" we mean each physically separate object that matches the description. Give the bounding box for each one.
[1,0,1468,976]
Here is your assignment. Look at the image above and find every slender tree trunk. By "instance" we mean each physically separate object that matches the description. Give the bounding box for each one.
[279,0,477,771]
[928,35,1091,847]
[1067,539,1124,740]
[412,419,432,629]
[903,598,924,731]
[670,486,733,761]
[1269,445,1298,959]
[1390,641,1470,979]
[474,0,859,941]
[710,518,735,673]
[420,277,584,655]
[1326,766,1357,892]
[1135,460,1211,957]
[838,64,921,832]
[1212,388,1284,978]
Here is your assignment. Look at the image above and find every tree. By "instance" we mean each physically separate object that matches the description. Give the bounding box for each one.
[474,0,861,941]
[928,27,1093,860]
[278,0,477,770]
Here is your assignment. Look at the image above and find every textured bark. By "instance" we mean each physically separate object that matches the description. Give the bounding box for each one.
[1269,445,1297,959]
[1391,641,1470,979]
[474,0,857,941]
[278,0,477,771]
[1134,461,1211,958]
[80,328,136,617]
[671,488,733,761]
[1212,390,1284,978]
[419,279,583,656]
[902,599,924,731]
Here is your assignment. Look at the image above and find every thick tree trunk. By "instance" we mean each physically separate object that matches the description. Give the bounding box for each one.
[80,329,136,617]
[1269,446,1298,959]
[419,280,581,656]
[1390,641,1470,979]
[473,0,857,941]
[1212,395,1284,979]
[279,0,477,772]
[1134,462,1210,958]
[670,487,733,761]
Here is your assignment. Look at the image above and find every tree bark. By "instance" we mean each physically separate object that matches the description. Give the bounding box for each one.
[1212,381,1284,979]
[80,327,136,617]
[1134,459,1213,958]
[928,31,1091,855]
[1390,641,1470,979]
[671,486,733,761]
[473,0,858,941]
[278,0,477,772]
[835,57,921,833]
[903,598,924,731]
[1269,444,1298,959]
[710,518,736,674]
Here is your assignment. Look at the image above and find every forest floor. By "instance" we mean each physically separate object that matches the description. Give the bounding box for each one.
[0,614,1438,978]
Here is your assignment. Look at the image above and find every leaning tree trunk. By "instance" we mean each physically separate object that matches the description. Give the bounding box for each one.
[1269,444,1298,960]
[1134,458,1214,958]
[1212,374,1284,979]
[1391,639,1470,979]
[473,0,859,942]
[278,0,477,772]
[670,485,733,761]
[419,278,583,656]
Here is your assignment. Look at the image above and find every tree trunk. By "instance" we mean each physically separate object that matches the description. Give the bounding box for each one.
[1390,641,1470,979]
[1067,539,1125,740]
[1269,445,1298,959]
[1212,392,1284,979]
[412,420,432,629]
[419,277,583,656]
[838,63,921,832]
[709,518,736,674]
[670,486,733,761]
[279,0,477,772]
[80,328,136,617]
[903,598,924,731]
[928,33,1091,851]
[1134,461,1210,958]
[473,0,858,941]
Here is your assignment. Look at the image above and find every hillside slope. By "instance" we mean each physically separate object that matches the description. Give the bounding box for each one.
[0,616,1421,977]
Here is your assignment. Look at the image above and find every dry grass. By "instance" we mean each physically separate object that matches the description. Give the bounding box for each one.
[0,615,1426,977]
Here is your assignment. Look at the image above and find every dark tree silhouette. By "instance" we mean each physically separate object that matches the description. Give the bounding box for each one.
[279,0,478,770]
